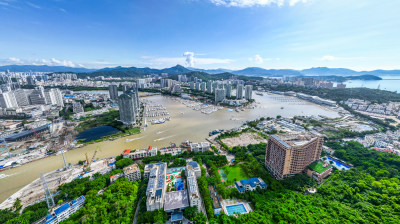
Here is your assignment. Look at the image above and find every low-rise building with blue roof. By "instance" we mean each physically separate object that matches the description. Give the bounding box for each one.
[42,195,85,224]
[235,178,267,193]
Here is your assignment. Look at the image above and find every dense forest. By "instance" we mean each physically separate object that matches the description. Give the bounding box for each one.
[202,141,400,223]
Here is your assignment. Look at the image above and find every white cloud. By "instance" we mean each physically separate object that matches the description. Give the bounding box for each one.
[26,2,41,9]
[209,0,307,7]
[249,54,264,64]
[318,55,337,61]
[1,57,77,67]
[140,53,233,68]
[183,52,195,67]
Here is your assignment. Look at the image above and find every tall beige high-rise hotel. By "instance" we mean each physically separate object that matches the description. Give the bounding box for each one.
[265,131,323,179]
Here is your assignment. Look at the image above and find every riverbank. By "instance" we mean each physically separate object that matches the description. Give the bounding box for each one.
[0,93,340,203]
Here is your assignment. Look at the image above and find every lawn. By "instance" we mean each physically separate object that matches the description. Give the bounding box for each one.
[220,164,251,185]
[309,160,331,173]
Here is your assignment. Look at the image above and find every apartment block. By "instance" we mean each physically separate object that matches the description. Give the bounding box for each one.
[265,131,323,179]
[146,163,167,211]
[190,142,211,153]
[186,165,202,212]
[123,163,141,182]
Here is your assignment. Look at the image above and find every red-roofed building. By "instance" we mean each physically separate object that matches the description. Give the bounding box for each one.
[123,149,131,155]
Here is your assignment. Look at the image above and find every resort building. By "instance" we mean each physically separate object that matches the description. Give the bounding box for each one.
[123,146,158,160]
[306,160,332,184]
[235,178,267,193]
[186,164,202,212]
[123,164,141,182]
[43,196,85,224]
[190,142,211,153]
[265,131,323,179]
[186,161,201,178]
[146,163,167,211]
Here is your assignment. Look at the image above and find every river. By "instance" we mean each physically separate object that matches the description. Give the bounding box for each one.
[0,93,339,203]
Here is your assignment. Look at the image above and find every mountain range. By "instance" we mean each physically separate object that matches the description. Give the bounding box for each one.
[1,64,400,77]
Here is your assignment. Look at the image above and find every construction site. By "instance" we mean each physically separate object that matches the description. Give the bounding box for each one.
[0,145,115,210]
[0,121,78,171]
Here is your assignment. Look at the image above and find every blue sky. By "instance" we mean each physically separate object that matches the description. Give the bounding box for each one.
[0,0,399,70]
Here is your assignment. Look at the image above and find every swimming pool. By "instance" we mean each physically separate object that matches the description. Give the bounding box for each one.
[323,157,351,171]
[226,204,247,215]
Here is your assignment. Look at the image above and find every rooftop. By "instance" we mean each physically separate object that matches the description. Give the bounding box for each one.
[309,160,331,173]
[270,131,321,147]
[164,190,189,211]
[187,161,199,168]
[123,164,139,175]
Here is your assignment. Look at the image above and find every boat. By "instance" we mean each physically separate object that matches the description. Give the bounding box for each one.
[281,107,284,109]
[152,119,165,125]
[256,92,264,96]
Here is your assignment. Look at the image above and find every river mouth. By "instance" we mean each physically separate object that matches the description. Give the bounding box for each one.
[76,125,120,143]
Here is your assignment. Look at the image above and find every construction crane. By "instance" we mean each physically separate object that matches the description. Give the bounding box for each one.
[83,146,100,172]
[27,125,40,139]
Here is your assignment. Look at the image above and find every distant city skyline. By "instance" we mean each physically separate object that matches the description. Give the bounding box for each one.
[0,0,399,71]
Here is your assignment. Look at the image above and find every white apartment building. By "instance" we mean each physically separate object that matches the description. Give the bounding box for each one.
[146,163,167,211]
[190,142,211,153]
[186,165,202,213]
[245,85,253,100]
[0,91,18,108]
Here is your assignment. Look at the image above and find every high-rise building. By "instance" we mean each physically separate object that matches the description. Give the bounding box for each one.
[122,84,131,92]
[44,88,64,107]
[302,77,314,87]
[200,82,206,92]
[26,76,36,85]
[178,75,187,83]
[137,79,147,89]
[195,82,201,91]
[236,84,244,99]
[118,92,137,125]
[245,85,253,100]
[265,131,323,180]
[0,91,18,108]
[214,88,225,103]
[207,80,213,93]
[189,82,195,90]
[13,89,29,107]
[226,83,232,98]
[161,79,173,88]
[29,87,47,105]
[109,85,118,101]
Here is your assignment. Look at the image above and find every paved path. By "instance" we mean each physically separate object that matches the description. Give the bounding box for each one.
[132,198,141,224]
